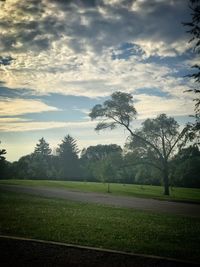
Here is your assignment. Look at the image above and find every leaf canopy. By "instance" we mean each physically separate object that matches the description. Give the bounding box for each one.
[89,91,137,131]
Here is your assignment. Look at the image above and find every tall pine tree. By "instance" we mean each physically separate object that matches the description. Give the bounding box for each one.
[32,138,52,179]
[57,135,80,179]
[34,137,52,156]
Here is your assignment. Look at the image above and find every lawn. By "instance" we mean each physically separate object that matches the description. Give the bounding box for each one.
[0,179,200,202]
[0,189,200,263]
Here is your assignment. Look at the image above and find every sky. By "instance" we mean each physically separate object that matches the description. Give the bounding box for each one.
[0,0,198,162]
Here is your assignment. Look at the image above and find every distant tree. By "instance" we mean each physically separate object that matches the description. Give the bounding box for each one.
[89,92,188,195]
[171,145,200,188]
[183,0,200,140]
[34,137,52,156]
[57,135,80,179]
[0,141,7,178]
[0,141,6,161]
[12,152,57,180]
[81,144,122,161]
[31,138,52,179]
[12,154,36,179]
[80,144,122,187]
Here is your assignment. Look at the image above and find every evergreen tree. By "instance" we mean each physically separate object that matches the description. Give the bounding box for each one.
[34,137,52,156]
[32,138,52,179]
[57,135,80,179]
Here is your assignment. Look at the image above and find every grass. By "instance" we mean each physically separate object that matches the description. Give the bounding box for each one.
[0,179,200,203]
[0,190,199,263]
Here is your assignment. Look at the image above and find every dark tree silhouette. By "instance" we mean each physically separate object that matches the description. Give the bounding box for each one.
[172,145,200,188]
[89,92,188,195]
[0,141,6,161]
[81,144,122,161]
[126,114,188,195]
[34,137,52,156]
[57,135,80,179]
[32,138,52,179]
[0,141,7,178]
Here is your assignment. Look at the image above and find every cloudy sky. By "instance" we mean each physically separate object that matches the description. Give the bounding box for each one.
[0,0,197,161]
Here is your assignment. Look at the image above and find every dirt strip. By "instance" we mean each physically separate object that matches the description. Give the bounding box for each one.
[1,184,200,217]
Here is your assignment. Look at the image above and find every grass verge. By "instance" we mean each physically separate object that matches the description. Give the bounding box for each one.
[0,179,200,202]
[0,189,199,263]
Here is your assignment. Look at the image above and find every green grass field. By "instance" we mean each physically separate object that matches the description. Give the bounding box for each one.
[0,190,199,263]
[0,179,200,202]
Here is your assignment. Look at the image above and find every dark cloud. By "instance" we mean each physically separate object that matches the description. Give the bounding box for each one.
[134,87,170,98]
[0,56,14,65]
[47,0,99,9]
[0,86,37,99]
[0,0,191,55]
[15,0,44,15]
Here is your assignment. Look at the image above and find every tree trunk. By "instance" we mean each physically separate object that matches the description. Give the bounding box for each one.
[163,165,169,195]
[107,182,111,193]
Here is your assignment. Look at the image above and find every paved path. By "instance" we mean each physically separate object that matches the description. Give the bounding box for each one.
[1,235,198,267]
[0,236,200,267]
[1,184,200,217]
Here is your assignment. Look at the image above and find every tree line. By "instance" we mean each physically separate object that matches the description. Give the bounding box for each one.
[0,112,199,194]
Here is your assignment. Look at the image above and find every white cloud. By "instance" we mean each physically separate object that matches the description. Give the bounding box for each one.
[134,94,194,119]
[134,39,192,58]
[0,44,193,98]
[0,98,59,116]
[0,119,97,132]
[0,121,67,132]
[0,117,28,122]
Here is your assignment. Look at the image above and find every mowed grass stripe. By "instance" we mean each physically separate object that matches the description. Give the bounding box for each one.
[0,179,200,202]
[0,190,199,263]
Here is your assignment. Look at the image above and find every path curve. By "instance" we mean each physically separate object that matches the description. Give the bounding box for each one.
[1,184,200,217]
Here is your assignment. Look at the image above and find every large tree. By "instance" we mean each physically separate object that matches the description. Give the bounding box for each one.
[125,114,188,195]
[183,0,200,138]
[89,92,188,195]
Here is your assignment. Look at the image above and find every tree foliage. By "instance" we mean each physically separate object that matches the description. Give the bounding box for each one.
[57,135,80,179]
[34,137,52,156]
[81,144,122,161]
[126,114,189,194]
[1,133,199,188]
[183,0,200,137]
[90,92,188,195]
[172,145,200,188]
[89,91,137,131]
[80,144,122,184]
[0,141,7,178]
[0,142,6,162]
